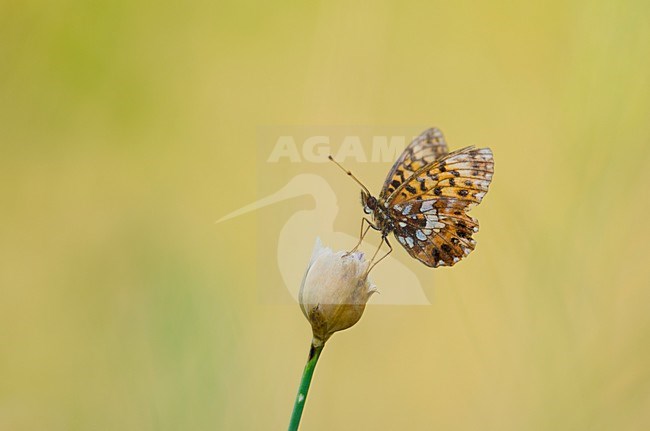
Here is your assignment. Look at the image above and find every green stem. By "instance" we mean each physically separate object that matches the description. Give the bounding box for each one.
[288,341,324,431]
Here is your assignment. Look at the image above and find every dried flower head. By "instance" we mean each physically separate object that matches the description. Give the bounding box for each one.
[299,239,378,346]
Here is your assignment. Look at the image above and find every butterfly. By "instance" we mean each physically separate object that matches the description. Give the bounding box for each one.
[333,127,494,268]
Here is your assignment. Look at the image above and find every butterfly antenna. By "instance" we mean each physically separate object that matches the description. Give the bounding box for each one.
[328,155,372,195]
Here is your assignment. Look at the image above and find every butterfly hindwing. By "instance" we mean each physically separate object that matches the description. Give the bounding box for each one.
[390,199,480,267]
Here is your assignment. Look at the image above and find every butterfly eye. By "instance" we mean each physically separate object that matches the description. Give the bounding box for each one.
[360,192,376,215]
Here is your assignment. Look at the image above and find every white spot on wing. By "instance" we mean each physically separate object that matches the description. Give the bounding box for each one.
[421,201,434,212]
[426,219,445,230]
[416,230,427,241]
[405,237,415,248]
[425,213,439,222]
[402,204,413,215]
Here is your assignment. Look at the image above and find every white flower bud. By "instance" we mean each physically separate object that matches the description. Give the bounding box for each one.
[299,239,378,346]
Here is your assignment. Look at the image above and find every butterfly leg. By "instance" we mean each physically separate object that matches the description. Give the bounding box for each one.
[349,217,379,253]
[366,235,393,274]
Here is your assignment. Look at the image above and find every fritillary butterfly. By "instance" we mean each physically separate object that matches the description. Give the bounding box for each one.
[336,127,495,268]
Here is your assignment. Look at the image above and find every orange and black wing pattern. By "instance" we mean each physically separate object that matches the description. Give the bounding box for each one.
[379,128,448,201]
[386,147,494,267]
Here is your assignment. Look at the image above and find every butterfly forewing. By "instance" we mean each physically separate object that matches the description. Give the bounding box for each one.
[380,128,448,199]
[385,146,494,268]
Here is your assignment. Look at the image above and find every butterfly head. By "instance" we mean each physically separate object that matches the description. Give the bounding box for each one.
[360,191,378,215]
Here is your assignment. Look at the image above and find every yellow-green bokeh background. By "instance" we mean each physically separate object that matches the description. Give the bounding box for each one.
[2,1,650,430]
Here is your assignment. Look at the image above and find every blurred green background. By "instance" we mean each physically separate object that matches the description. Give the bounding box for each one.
[2,1,650,430]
